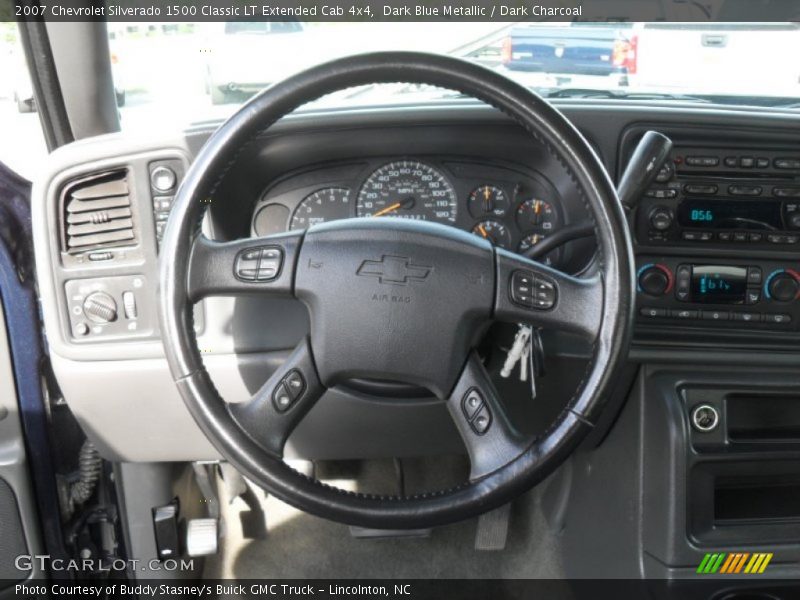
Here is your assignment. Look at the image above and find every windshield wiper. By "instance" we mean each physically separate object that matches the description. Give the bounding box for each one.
[545,88,712,103]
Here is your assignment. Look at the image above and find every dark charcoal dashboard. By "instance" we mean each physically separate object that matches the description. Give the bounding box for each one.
[33,99,800,580]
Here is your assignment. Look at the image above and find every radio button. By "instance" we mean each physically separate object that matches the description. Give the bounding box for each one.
[684,184,718,195]
[749,233,764,243]
[787,213,800,230]
[686,156,719,167]
[739,157,755,168]
[774,158,800,170]
[718,232,732,242]
[774,187,800,198]
[757,158,770,168]
[728,185,762,196]
[702,310,730,321]
[733,232,748,242]
[649,206,674,231]
[723,156,737,168]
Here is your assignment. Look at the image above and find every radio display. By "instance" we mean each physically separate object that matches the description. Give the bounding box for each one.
[690,265,748,304]
[677,200,782,229]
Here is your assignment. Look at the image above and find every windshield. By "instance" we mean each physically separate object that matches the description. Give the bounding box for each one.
[108,21,800,132]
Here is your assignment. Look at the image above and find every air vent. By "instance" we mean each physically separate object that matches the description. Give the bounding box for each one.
[61,170,135,253]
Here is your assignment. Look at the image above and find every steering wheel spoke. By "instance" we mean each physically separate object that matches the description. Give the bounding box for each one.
[447,352,531,481]
[186,231,303,302]
[228,337,324,458]
[494,248,603,340]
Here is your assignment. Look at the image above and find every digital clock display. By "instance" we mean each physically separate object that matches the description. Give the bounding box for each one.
[690,265,748,304]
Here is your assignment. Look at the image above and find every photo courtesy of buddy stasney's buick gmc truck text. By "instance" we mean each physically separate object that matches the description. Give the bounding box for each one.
[2,3,800,599]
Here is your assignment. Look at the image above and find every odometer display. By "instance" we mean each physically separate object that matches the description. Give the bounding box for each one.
[357,161,457,223]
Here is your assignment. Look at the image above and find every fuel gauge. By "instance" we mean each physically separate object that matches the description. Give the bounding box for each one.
[472,220,511,249]
[468,185,509,218]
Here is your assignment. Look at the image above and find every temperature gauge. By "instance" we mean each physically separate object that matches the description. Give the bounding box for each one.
[515,198,558,231]
[472,220,511,249]
[468,185,509,218]
[518,233,561,267]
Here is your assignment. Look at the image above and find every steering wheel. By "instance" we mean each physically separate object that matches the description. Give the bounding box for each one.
[159,52,634,529]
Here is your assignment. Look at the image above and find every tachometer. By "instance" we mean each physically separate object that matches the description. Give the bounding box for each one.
[356,161,457,223]
[290,187,351,229]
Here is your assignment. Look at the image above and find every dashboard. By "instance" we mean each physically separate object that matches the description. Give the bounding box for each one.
[27,99,800,581]
[251,158,565,267]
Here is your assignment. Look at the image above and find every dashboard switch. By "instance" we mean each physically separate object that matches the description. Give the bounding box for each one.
[272,384,294,412]
[236,246,283,282]
[151,166,177,192]
[765,270,800,302]
[637,264,673,297]
[273,370,306,413]
[122,291,138,319]
[461,388,491,435]
[83,292,118,324]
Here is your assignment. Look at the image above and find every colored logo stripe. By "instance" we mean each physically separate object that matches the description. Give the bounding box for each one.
[698,552,773,574]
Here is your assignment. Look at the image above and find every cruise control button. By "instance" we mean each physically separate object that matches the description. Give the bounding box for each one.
[272,384,294,413]
[462,389,484,420]
[283,370,306,400]
[470,406,492,435]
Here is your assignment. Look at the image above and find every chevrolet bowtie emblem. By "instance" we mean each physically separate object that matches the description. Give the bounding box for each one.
[356,255,432,285]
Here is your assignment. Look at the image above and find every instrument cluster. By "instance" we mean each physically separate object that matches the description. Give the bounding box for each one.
[252,158,566,266]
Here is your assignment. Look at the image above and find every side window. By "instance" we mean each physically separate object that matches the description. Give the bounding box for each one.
[0,23,47,180]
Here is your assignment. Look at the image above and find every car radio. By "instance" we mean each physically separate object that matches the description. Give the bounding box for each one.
[635,146,800,248]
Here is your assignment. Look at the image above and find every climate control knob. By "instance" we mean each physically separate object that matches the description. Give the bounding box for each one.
[767,271,800,303]
[83,292,118,323]
[638,264,673,297]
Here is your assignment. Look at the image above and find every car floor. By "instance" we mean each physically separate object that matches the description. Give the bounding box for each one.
[204,456,565,579]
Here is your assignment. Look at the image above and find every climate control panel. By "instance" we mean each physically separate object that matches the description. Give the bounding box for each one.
[636,257,800,329]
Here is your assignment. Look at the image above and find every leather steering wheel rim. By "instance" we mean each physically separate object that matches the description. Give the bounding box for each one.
[158,51,634,529]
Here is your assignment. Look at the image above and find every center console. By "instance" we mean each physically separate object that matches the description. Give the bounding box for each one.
[629,132,800,335]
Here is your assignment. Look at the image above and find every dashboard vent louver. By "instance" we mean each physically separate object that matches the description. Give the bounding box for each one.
[62,170,135,253]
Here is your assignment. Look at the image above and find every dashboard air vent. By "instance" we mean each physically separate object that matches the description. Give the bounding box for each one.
[62,170,135,252]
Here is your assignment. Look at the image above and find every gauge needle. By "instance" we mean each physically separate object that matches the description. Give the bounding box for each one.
[477,224,488,238]
[372,202,402,217]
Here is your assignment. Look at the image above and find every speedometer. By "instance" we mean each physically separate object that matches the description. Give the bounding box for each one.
[356,161,457,223]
